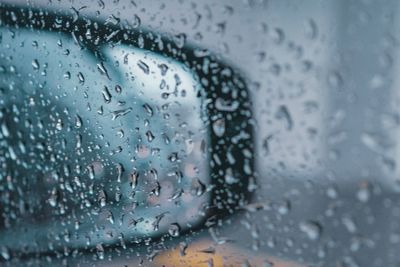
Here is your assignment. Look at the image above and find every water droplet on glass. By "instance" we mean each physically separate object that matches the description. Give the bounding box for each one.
[173,33,187,48]
[111,107,132,120]
[97,62,111,80]
[115,84,122,94]
[0,246,10,261]
[168,223,181,237]
[146,130,155,142]
[130,171,139,190]
[191,178,206,196]
[357,182,371,203]
[75,115,83,128]
[96,244,105,260]
[32,59,39,70]
[102,86,112,104]
[77,72,85,84]
[212,118,225,137]
[299,221,321,240]
[143,103,154,117]
[275,105,293,130]
[158,63,168,76]
[137,60,150,74]
[304,19,318,39]
[327,71,343,89]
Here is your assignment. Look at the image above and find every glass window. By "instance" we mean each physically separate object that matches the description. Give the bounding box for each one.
[0,1,398,266]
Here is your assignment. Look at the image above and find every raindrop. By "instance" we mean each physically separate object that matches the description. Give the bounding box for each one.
[77,72,85,84]
[115,84,122,94]
[137,60,150,74]
[110,146,123,155]
[169,188,183,200]
[168,223,181,237]
[143,103,154,117]
[304,19,318,39]
[191,178,206,196]
[271,28,284,44]
[149,168,159,180]
[105,14,120,26]
[116,163,124,183]
[299,221,322,240]
[212,118,225,137]
[1,121,10,138]
[96,244,105,260]
[102,86,112,103]
[48,188,59,207]
[111,107,132,120]
[275,105,293,130]
[130,171,139,190]
[168,152,178,162]
[0,246,10,261]
[132,14,141,28]
[32,59,39,70]
[357,182,371,203]
[158,63,168,76]
[98,190,107,207]
[75,115,83,128]
[152,181,161,196]
[215,98,239,112]
[55,119,63,131]
[173,33,187,48]
[87,164,95,179]
[179,242,188,256]
[97,62,111,80]
[146,130,155,142]
[198,246,216,254]
[327,71,343,89]
[64,71,71,79]
[326,186,338,199]
[152,212,167,231]
[342,216,357,233]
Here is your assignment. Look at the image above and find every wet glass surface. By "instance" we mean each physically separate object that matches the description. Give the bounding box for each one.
[1,1,400,266]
